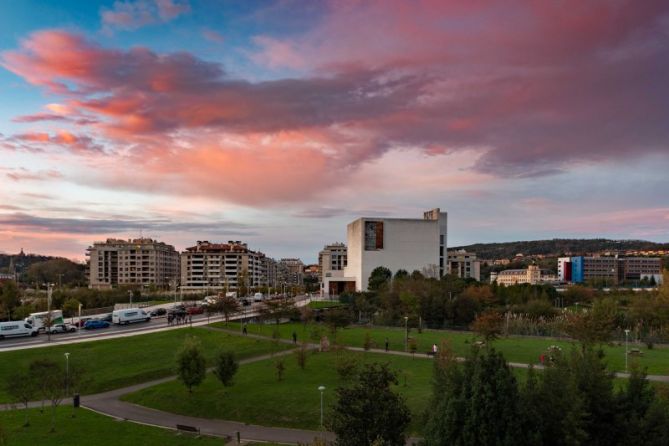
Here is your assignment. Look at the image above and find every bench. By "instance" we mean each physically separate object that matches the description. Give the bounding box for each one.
[629,348,644,357]
[176,424,200,436]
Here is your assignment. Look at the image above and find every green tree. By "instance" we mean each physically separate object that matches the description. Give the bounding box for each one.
[213,350,238,387]
[5,370,36,426]
[0,280,21,320]
[175,336,206,393]
[62,298,80,321]
[329,363,411,446]
[213,295,241,323]
[368,266,392,292]
[424,348,522,446]
[563,298,617,349]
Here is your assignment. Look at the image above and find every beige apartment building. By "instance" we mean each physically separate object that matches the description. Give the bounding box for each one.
[180,240,270,292]
[87,238,179,289]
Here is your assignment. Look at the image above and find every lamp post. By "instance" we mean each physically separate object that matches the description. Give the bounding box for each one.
[64,352,70,397]
[318,385,325,430]
[404,316,409,352]
[625,329,630,373]
[47,283,53,342]
[128,290,133,308]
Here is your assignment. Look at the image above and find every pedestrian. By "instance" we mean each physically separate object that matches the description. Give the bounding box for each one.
[385,337,389,352]
[292,331,297,344]
[243,324,247,335]
[432,343,438,354]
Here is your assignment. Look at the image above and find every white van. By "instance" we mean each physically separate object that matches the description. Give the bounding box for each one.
[253,292,264,302]
[112,309,151,325]
[0,321,39,340]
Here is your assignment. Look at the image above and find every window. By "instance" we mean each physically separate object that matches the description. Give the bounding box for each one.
[364,221,384,250]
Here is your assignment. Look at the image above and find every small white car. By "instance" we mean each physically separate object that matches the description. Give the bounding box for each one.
[48,323,77,334]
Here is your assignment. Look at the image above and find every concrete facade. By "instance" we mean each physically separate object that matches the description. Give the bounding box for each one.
[87,238,179,289]
[343,208,447,292]
[447,249,481,281]
[180,241,268,292]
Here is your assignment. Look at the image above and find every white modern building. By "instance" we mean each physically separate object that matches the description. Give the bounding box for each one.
[323,208,447,296]
[447,249,481,281]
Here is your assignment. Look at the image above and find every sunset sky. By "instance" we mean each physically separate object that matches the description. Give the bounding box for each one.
[1,0,668,263]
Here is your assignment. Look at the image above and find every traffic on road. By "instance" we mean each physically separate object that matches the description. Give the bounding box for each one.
[0,294,310,350]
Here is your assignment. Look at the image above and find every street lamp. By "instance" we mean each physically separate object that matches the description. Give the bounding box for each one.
[625,329,630,373]
[404,316,409,352]
[64,352,70,397]
[318,385,325,430]
[47,283,53,343]
[128,290,133,307]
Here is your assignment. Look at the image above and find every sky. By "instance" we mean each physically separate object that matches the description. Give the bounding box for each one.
[0,0,668,263]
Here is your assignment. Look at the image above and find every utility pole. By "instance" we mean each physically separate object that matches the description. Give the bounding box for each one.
[47,283,53,342]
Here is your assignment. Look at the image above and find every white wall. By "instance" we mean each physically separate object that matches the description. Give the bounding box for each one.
[345,218,441,291]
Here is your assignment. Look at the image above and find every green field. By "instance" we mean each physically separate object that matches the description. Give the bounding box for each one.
[307,301,347,310]
[0,407,224,446]
[0,327,291,403]
[213,321,669,375]
[124,349,435,435]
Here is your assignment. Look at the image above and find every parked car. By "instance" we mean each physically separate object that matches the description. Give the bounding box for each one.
[186,306,204,315]
[150,308,167,317]
[74,317,92,328]
[84,320,110,330]
[48,323,77,334]
[112,309,151,325]
[241,299,251,306]
[0,321,39,340]
[99,313,113,322]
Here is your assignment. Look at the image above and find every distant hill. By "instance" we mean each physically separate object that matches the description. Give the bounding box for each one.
[452,239,669,260]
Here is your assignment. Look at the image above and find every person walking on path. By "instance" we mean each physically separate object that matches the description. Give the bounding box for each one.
[385,337,389,352]
[292,331,297,344]
[432,343,438,354]
[243,324,248,335]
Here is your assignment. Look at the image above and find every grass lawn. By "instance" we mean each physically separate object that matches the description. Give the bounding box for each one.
[214,321,669,375]
[307,301,347,310]
[124,349,435,435]
[0,407,225,446]
[0,327,291,403]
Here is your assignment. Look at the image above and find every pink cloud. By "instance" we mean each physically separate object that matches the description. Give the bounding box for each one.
[11,131,104,155]
[250,35,306,70]
[3,1,669,205]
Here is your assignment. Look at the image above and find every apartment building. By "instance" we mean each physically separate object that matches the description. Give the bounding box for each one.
[278,258,305,285]
[447,249,481,281]
[323,208,447,295]
[180,241,268,292]
[87,238,179,289]
[318,243,347,279]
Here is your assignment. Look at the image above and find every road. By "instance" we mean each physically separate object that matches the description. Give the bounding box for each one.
[0,295,311,351]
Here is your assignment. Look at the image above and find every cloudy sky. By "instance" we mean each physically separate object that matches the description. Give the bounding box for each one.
[0,0,668,262]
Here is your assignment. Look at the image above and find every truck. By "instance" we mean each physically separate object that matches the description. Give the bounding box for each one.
[112,308,151,325]
[25,310,64,332]
[0,321,39,340]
